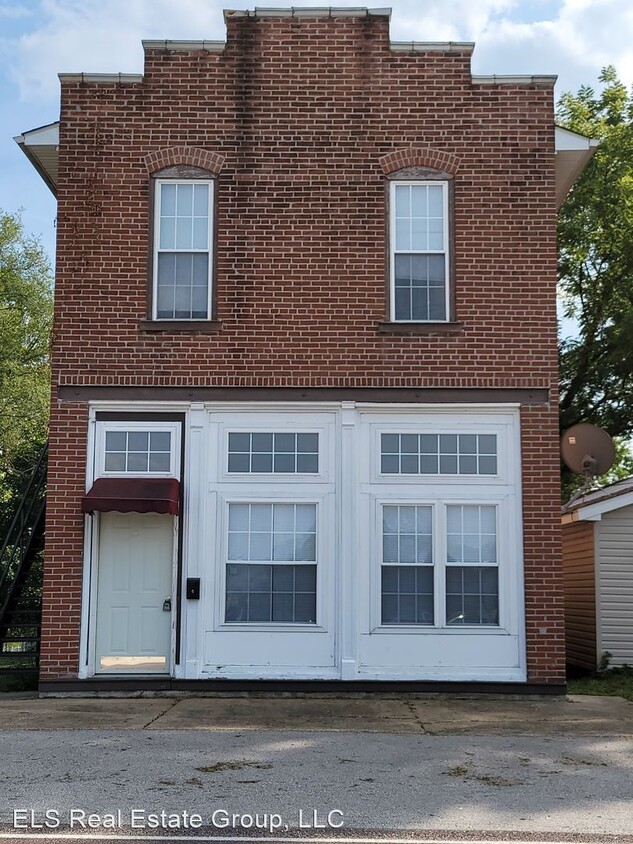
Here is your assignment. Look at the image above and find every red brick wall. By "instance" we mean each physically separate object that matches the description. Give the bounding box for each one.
[42,13,563,682]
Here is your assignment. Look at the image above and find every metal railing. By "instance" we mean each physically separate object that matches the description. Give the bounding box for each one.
[0,443,47,676]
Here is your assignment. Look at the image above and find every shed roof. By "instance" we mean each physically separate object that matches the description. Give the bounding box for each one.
[562,477,633,523]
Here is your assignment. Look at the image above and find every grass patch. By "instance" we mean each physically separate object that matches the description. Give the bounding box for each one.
[568,666,633,701]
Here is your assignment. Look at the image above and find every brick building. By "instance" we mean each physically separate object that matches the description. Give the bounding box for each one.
[16,8,596,691]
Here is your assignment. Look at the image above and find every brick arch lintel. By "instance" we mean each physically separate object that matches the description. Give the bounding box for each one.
[144,147,225,175]
[379,148,460,176]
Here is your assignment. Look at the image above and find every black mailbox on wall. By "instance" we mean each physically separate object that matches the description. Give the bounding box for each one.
[186,578,200,600]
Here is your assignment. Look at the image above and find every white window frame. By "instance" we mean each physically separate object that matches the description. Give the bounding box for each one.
[372,496,508,633]
[94,420,181,479]
[389,180,450,323]
[152,178,214,321]
[216,496,327,632]
[215,411,335,486]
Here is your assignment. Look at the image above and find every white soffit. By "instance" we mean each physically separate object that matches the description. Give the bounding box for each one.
[14,121,60,197]
[555,125,599,209]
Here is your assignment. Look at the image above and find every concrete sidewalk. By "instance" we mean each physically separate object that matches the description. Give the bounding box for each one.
[0,693,631,734]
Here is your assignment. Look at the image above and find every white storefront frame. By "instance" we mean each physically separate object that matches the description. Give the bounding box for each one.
[79,401,526,682]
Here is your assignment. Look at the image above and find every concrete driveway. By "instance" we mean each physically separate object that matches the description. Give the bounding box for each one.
[0,694,631,841]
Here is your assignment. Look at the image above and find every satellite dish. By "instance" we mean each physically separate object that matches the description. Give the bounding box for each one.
[561,423,616,478]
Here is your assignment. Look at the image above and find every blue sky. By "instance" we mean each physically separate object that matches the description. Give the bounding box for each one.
[1,0,632,264]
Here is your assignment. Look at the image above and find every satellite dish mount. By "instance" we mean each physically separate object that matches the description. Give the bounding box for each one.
[561,423,616,506]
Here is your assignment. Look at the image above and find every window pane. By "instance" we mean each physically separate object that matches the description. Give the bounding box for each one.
[295,533,316,562]
[295,504,316,532]
[251,453,273,472]
[381,433,498,476]
[104,452,126,472]
[381,565,433,625]
[479,435,497,455]
[228,503,317,564]
[445,505,497,566]
[273,503,295,532]
[176,183,193,216]
[149,452,170,472]
[229,504,249,531]
[446,566,499,625]
[411,217,428,251]
[225,563,316,623]
[382,434,399,454]
[478,455,497,475]
[274,433,295,452]
[150,432,171,452]
[382,505,433,566]
[395,184,410,216]
[410,184,427,217]
[428,184,443,215]
[161,183,176,216]
[105,431,126,452]
[228,453,250,473]
[274,453,295,473]
[296,453,318,473]
[252,433,273,452]
[128,432,148,452]
[228,431,319,474]
[251,504,272,531]
[192,253,208,285]
[175,217,193,250]
[428,217,444,250]
[127,452,148,472]
[395,218,410,251]
[229,433,250,452]
[395,287,412,321]
[193,183,209,216]
[159,217,175,250]
[297,433,318,453]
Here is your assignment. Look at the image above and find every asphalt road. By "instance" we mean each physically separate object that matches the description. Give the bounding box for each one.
[0,728,632,840]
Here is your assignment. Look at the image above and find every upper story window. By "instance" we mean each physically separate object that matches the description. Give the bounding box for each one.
[153,178,213,320]
[389,180,449,322]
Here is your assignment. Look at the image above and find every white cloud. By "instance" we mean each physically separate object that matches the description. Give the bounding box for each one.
[7,0,633,106]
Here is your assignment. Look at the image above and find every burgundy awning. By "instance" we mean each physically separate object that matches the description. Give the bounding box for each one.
[81,477,180,515]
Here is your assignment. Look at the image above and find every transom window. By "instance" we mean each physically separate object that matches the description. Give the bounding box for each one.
[104,431,172,473]
[153,179,213,320]
[225,502,317,624]
[390,181,449,322]
[381,433,497,475]
[228,432,319,474]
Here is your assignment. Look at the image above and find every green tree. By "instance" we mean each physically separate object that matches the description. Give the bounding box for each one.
[557,67,633,494]
[0,209,52,535]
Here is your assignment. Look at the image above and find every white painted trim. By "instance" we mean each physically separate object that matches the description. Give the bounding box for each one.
[593,519,602,666]
[390,41,474,52]
[58,73,143,84]
[143,40,224,52]
[78,410,98,679]
[567,489,633,522]
[472,74,556,86]
[93,420,180,479]
[152,179,214,322]
[388,180,450,323]
[79,399,527,682]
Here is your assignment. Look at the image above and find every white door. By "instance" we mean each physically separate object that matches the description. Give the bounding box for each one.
[95,512,174,674]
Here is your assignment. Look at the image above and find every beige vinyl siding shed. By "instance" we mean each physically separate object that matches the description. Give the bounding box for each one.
[562,479,633,670]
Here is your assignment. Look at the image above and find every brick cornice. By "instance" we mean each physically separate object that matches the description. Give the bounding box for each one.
[144,147,225,175]
[379,147,460,175]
